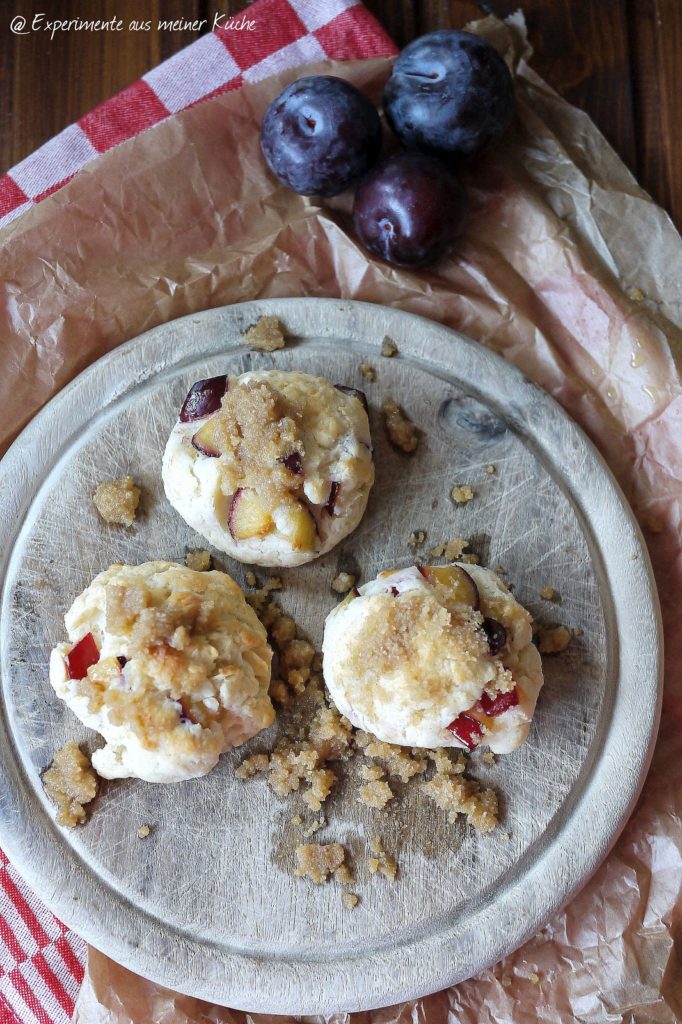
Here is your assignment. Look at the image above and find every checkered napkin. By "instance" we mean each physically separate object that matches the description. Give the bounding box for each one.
[0,3,396,1020]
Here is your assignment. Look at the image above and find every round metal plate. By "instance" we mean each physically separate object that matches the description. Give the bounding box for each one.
[0,299,662,1012]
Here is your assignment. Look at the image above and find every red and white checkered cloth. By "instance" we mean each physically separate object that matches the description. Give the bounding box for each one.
[0,0,395,230]
[0,3,396,1020]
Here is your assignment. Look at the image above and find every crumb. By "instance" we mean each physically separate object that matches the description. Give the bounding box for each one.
[408,530,426,548]
[538,625,570,654]
[343,893,359,910]
[359,764,385,781]
[529,972,540,984]
[368,837,398,880]
[486,464,496,475]
[185,549,211,572]
[335,862,354,884]
[243,315,285,352]
[428,748,467,776]
[245,571,258,587]
[501,975,512,987]
[572,626,584,637]
[382,398,419,453]
[358,779,394,809]
[302,768,336,811]
[331,572,356,594]
[450,484,474,504]
[93,476,141,527]
[539,586,560,602]
[460,552,480,564]
[235,753,270,779]
[422,773,498,833]
[137,824,151,839]
[430,538,469,560]
[359,362,376,382]
[627,286,645,303]
[302,815,326,838]
[294,842,346,884]
[381,336,398,357]
[291,814,303,826]
[245,576,283,613]
[357,732,427,782]
[482,751,496,766]
[494,564,507,575]
[268,678,291,705]
[43,742,98,827]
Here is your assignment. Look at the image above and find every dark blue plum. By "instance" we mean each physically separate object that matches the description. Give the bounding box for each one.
[352,152,467,267]
[260,75,382,197]
[383,30,514,159]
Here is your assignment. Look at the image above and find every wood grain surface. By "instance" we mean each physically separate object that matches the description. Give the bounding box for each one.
[1,1,681,230]
[0,299,662,1012]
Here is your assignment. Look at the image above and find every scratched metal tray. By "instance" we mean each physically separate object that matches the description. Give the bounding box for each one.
[0,299,662,1012]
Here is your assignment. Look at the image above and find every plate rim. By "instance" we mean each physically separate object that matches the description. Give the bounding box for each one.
[0,297,663,1012]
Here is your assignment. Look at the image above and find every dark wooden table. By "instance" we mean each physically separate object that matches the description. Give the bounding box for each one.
[1,0,680,230]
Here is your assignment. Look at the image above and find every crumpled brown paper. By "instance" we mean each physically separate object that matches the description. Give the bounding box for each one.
[1,12,681,1024]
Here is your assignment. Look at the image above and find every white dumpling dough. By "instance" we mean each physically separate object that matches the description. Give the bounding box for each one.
[323,563,544,754]
[162,370,374,567]
[49,561,274,783]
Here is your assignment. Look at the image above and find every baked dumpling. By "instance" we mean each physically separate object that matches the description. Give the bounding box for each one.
[49,561,274,783]
[162,370,374,567]
[323,563,543,754]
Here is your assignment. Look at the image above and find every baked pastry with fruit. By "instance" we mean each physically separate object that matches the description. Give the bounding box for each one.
[49,561,274,783]
[162,370,374,567]
[323,563,543,754]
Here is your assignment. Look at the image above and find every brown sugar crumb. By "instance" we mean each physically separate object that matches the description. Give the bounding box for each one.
[627,286,645,303]
[359,362,376,382]
[245,571,258,587]
[245,576,283,614]
[494,564,508,575]
[429,748,467,776]
[539,586,560,602]
[481,751,496,767]
[307,705,354,760]
[343,892,359,910]
[243,315,286,352]
[450,484,474,504]
[572,626,584,637]
[430,537,468,561]
[359,764,385,781]
[422,772,498,833]
[93,476,141,527]
[43,742,98,827]
[294,842,346,884]
[235,753,270,780]
[486,464,496,475]
[331,572,356,594]
[137,824,151,839]
[381,336,398,357]
[368,837,398,880]
[302,768,337,812]
[335,862,354,884]
[358,779,394,809]
[302,815,326,838]
[408,530,426,548]
[185,549,212,572]
[501,975,512,988]
[382,398,419,454]
[356,732,428,782]
[528,972,540,985]
[538,625,571,654]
